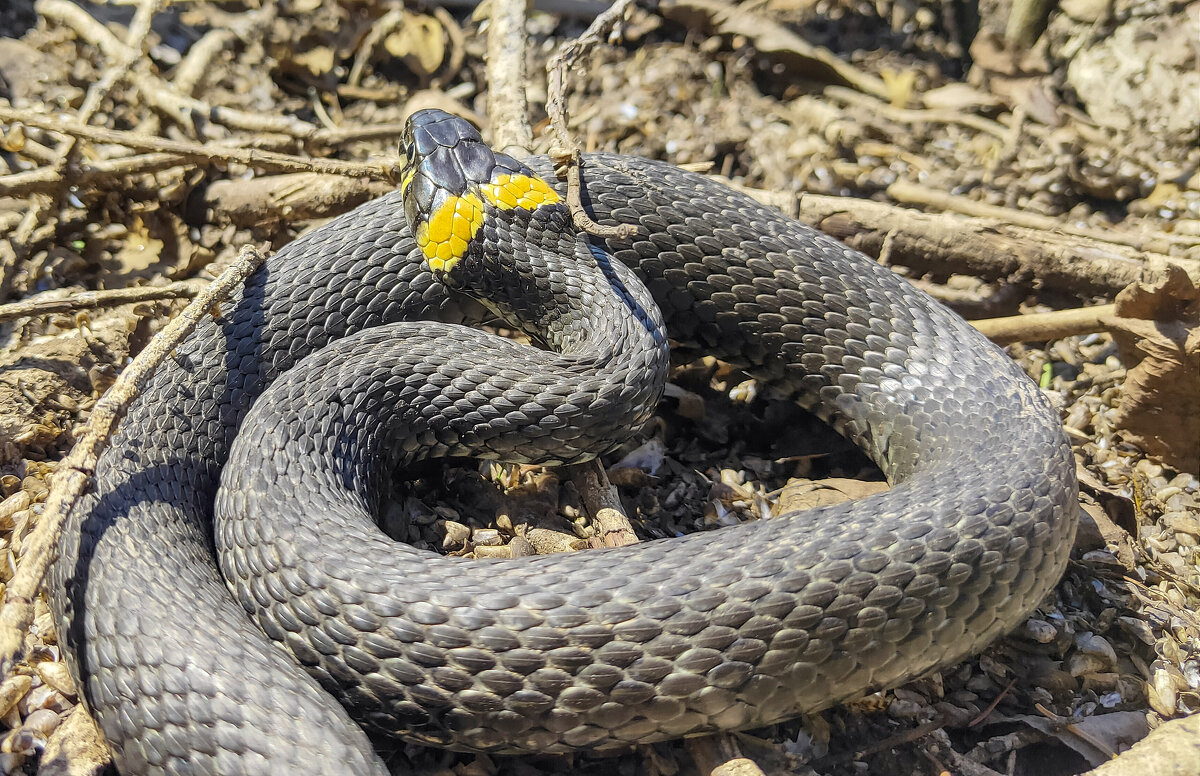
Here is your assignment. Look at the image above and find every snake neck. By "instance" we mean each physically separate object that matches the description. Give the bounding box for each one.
[442,200,665,359]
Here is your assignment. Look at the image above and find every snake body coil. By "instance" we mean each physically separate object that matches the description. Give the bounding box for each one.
[51,111,1077,775]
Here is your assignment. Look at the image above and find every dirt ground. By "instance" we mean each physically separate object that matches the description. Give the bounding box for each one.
[0,1,1198,775]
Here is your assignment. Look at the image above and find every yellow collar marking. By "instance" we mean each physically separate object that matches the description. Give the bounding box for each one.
[418,173,561,274]
[479,174,560,211]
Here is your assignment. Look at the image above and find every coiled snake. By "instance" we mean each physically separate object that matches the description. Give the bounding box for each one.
[51,110,1078,775]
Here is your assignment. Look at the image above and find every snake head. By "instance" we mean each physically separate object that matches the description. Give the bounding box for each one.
[399,109,560,283]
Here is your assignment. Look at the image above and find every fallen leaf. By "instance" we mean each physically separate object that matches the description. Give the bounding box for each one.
[920,82,1003,112]
[1000,711,1150,767]
[110,216,166,275]
[772,477,888,516]
[880,67,917,108]
[291,45,335,77]
[657,0,890,100]
[1108,266,1200,474]
[384,12,445,77]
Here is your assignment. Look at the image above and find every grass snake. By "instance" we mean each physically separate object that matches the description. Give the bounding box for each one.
[50,110,1078,774]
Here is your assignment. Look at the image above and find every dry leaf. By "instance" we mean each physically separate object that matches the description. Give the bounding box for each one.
[384,12,445,77]
[920,82,1003,112]
[110,217,165,275]
[291,45,335,77]
[772,477,889,516]
[1075,467,1138,569]
[880,67,917,107]
[1003,711,1150,767]
[657,0,890,100]
[1108,266,1200,474]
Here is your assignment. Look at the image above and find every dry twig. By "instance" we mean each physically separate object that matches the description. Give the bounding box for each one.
[825,85,1010,140]
[0,153,185,198]
[567,465,638,548]
[196,174,396,226]
[545,0,639,240]
[792,192,1200,295]
[0,245,268,674]
[0,107,392,180]
[685,734,768,776]
[886,180,1189,255]
[971,304,1119,345]
[0,280,209,323]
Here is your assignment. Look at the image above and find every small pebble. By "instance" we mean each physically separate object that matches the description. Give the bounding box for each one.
[21,707,59,739]
[1075,632,1118,671]
[441,521,470,549]
[886,698,923,718]
[1022,618,1058,643]
[33,662,76,698]
[0,676,30,718]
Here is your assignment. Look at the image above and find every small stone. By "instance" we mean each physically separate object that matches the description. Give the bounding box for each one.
[0,675,31,717]
[0,491,30,531]
[20,476,47,501]
[0,476,20,497]
[524,528,586,554]
[34,661,76,698]
[441,521,470,548]
[886,698,923,718]
[1075,633,1118,672]
[1162,511,1200,538]
[471,528,502,546]
[507,537,535,558]
[1022,618,1058,643]
[21,707,59,739]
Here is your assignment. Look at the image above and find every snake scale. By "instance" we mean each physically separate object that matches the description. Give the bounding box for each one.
[50,110,1078,775]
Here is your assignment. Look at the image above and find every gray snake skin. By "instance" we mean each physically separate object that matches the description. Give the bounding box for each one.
[51,111,1078,775]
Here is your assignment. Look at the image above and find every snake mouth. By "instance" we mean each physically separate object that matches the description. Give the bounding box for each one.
[400,109,560,277]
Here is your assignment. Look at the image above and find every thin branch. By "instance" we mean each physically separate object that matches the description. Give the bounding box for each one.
[971,304,1119,345]
[0,280,208,323]
[825,85,1011,140]
[0,107,393,180]
[0,153,186,197]
[685,734,768,776]
[0,245,268,675]
[545,0,640,240]
[197,173,395,226]
[886,180,1190,254]
[793,191,1200,295]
